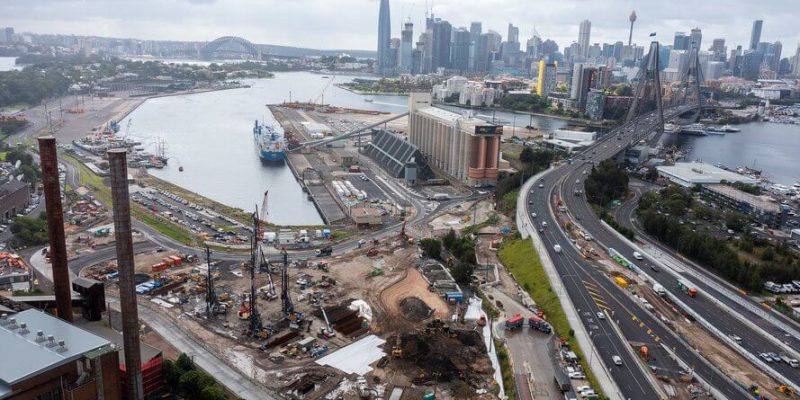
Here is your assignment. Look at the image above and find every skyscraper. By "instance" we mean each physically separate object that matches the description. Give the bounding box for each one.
[628,11,636,46]
[709,39,727,62]
[376,0,391,75]
[793,44,800,76]
[432,18,452,70]
[690,28,702,50]
[401,22,414,72]
[536,60,557,97]
[673,32,689,51]
[474,34,490,73]
[469,22,482,72]
[750,20,763,51]
[451,28,471,73]
[766,41,782,71]
[508,23,519,44]
[578,20,591,58]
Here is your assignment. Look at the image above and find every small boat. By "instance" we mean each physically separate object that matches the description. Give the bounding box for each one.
[679,123,707,136]
[364,98,374,103]
[179,166,184,172]
[721,124,740,132]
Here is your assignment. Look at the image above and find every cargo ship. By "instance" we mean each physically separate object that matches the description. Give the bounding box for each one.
[253,120,287,162]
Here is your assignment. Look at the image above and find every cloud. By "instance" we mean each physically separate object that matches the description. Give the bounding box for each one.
[0,0,797,52]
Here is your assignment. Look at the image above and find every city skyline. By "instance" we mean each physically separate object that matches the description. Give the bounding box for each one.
[1,0,799,53]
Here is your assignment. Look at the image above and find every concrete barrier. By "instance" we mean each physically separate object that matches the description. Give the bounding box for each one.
[516,168,624,400]
[601,220,800,395]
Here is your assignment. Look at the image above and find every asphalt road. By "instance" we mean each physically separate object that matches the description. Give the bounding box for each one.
[524,106,752,400]
[615,179,800,380]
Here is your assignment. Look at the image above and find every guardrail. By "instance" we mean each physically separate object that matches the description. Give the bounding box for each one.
[516,168,624,400]
[601,220,800,395]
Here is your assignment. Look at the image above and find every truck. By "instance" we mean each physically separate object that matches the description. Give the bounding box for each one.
[653,283,666,296]
[528,316,552,334]
[316,246,333,257]
[614,276,629,288]
[504,314,525,330]
[677,279,698,297]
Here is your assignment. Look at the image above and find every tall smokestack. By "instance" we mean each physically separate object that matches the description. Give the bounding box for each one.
[38,137,73,322]
[107,149,143,400]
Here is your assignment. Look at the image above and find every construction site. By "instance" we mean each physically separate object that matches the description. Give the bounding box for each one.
[76,203,500,399]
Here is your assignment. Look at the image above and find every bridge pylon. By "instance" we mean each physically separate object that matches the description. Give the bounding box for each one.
[626,41,664,138]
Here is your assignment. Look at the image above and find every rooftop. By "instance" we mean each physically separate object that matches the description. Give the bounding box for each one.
[418,106,492,128]
[656,162,757,186]
[0,309,112,389]
[705,184,779,212]
[0,180,28,198]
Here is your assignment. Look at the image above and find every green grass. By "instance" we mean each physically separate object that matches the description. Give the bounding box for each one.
[0,151,7,161]
[61,153,197,246]
[494,339,517,400]
[132,207,196,245]
[498,239,604,398]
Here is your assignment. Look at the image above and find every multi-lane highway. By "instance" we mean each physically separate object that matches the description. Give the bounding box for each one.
[523,108,753,399]
[557,114,800,391]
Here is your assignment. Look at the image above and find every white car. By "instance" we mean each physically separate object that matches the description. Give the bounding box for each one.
[596,311,605,320]
[568,371,586,379]
[531,212,537,218]
[612,355,623,366]
[633,251,644,260]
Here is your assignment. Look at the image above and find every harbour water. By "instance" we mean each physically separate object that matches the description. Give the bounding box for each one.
[123,71,571,225]
[123,72,403,226]
[660,121,800,185]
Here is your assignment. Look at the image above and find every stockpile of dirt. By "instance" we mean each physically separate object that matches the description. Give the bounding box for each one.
[399,297,433,322]
[389,320,493,385]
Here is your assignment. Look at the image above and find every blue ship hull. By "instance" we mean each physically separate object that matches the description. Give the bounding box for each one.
[259,149,286,162]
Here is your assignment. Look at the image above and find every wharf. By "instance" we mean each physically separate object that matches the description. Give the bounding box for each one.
[272,107,348,225]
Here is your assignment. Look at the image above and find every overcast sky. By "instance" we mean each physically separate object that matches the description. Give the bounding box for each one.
[1,0,798,53]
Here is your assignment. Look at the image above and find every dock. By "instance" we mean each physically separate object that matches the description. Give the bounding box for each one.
[273,107,348,225]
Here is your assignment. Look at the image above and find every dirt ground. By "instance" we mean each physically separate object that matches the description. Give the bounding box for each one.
[428,200,498,235]
[376,267,450,333]
[637,284,781,399]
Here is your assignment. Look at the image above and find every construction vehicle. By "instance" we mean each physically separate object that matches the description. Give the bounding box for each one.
[317,246,332,257]
[391,335,403,358]
[778,384,796,395]
[318,305,336,339]
[528,316,551,334]
[677,279,698,297]
[504,314,525,330]
[93,227,111,237]
[639,346,649,361]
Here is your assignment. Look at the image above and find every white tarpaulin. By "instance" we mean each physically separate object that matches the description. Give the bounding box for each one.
[315,334,386,375]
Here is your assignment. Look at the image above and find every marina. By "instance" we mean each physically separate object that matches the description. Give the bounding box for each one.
[660,121,800,185]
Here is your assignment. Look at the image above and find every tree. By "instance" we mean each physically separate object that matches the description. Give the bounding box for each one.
[9,215,48,247]
[419,238,442,259]
[179,370,215,398]
[725,212,747,232]
[175,353,195,372]
[519,147,534,164]
[201,385,229,400]
[449,260,475,284]
[163,359,183,388]
[442,229,457,250]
